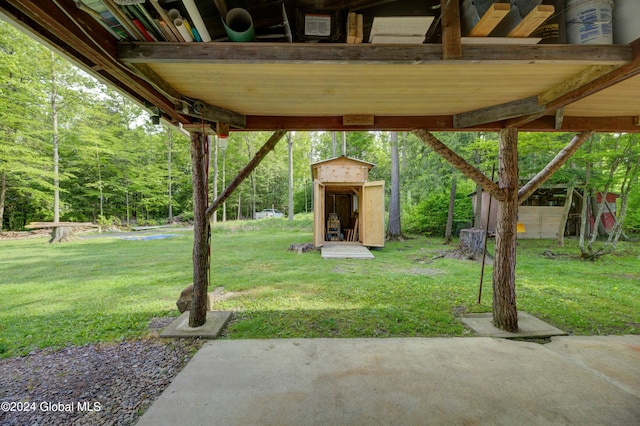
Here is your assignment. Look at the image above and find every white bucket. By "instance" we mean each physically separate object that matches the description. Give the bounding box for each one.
[613,0,640,45]
[566,0,613,45]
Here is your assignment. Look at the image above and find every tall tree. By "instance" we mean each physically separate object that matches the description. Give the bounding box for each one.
[579,133,640,259]
[0,21,54,229]
[387,132,403,240]
[444,172,457,244]
[287,132,294,221]
[167,127,173,222]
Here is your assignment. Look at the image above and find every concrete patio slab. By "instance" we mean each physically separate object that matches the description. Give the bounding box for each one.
[138,337,640,426]
[159,311,232,339]
[321,243,374,259]
[461,311,567,338]
[545,335,640,399]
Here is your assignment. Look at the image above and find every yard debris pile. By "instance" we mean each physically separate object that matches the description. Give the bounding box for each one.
[0,336,202,426]
[288,242,317,253]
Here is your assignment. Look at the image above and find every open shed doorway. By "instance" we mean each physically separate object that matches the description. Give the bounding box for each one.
[312,156,384,248]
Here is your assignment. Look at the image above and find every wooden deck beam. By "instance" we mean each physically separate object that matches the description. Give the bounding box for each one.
[117,43,632,65]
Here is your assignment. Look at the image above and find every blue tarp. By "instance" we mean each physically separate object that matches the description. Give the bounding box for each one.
[118,234,181,241]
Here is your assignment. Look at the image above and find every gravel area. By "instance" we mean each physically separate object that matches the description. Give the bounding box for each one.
[0,319,203,426]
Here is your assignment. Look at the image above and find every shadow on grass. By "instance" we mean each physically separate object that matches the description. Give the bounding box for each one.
[223,307,473,340]
[0,308,179,358]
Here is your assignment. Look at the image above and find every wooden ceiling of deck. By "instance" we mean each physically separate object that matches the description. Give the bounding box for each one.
[149,62,594,117]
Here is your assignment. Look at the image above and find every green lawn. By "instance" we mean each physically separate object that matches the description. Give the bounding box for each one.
[1,217,638,358]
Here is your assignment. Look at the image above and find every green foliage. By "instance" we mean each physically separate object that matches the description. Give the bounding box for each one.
[626,190,640,233]
[404,191,473,236]
[96,215,122,230]
[177,211,194,222]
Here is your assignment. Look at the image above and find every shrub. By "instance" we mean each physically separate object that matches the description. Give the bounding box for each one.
[404,192,473,237]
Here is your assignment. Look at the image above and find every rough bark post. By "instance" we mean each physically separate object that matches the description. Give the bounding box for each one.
[518,131,593,204]
[413,130,504,201]
[206,129,286,219]
[189,131,209,328]
[493,128,519,332]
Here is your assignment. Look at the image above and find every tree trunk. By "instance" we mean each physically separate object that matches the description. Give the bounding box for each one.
[167,128,173,223]
[332,131,337,157]
[244,136,256,219]
[458,228,485,258]
[49,226,75,243]
[579,158,592,255]
[557,186,574,247]
[492,128,519,332]
[288,132,294,222]
[95,142,104,218]
[212,137,219,223]
[387,131,403,240]
[222,149,227,222]
[444,174,456,244]
[49,51,61,224]
[189,132,210,328]
[590,193,609,239]
[0,171,6,231]
[473,150,483,228]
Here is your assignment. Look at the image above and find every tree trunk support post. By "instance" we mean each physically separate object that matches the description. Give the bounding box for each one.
[493,128,519,332]
[414,128,592,333]
[188,129,287,327]
[189,131,210,328]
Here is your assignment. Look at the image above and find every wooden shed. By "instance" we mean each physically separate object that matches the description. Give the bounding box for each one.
[311,156,384,248]
[474,186,618,239]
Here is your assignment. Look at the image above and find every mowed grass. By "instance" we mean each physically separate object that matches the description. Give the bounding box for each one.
[0,216,638,358]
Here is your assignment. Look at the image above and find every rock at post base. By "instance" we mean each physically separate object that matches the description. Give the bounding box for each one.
[176,284,213,313]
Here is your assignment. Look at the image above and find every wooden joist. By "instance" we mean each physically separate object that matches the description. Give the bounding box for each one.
[468,4,554,39]
[508,5,555,38]
[468,3,511,37]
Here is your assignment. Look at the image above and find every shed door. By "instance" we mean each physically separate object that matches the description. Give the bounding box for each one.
[362,180,385,247]
[313,180,325,247]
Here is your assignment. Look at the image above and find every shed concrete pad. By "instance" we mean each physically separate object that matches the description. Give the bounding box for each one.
[545,335,640,399]
[461,311,567,338]
[321,244,374,259]
[159,311,232,339]
[138,337,640,426]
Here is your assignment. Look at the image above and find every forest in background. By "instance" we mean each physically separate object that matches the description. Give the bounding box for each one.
[1,20,639,236]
